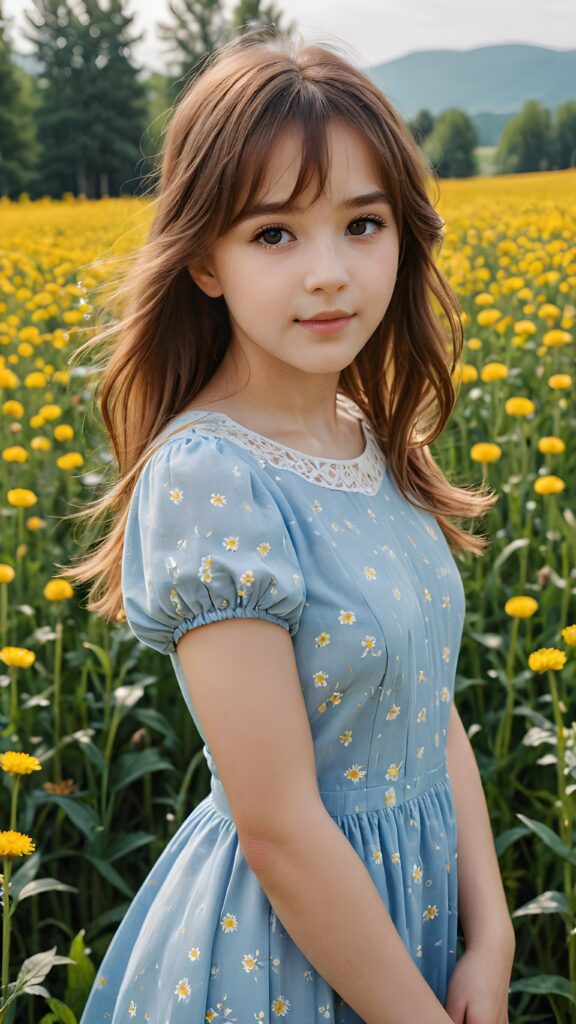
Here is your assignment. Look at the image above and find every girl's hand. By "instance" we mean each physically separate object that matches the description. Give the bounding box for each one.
[444,941,515,1024]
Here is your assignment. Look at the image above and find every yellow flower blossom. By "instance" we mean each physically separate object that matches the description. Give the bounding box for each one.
[505,596,539,618]
[0,751,42,776]
[56,452,84,470]
[533,475,565,495]
[528,648,567,673]
[538,436,565,454]
[505,396,535,416]
[2,400,24,418]
[2,445,29,462]
[0,564,15,584]
[480,362,508,382]
[561,625,576,647]
[548,374,572,390]
[44,578,74,601]
[0,830,36,858]
[0,646,36,668]
[6,488,37,507]
[538,303,561,321]
[470,443,501,463]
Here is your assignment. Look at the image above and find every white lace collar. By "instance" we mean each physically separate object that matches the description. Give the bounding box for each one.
[158,393,386,495]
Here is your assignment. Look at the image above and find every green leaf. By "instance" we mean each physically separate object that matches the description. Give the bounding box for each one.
[109,748,174,792]
[64,929,96,1016]
[39,794,101,841]
[81,641,112,680]
[516,812,576,867]
[9,850,42,900]
[1,949,77,1013]
[13,878,78,908]
[133,706,179,744]
[508,974,576,1003]
[84,855,135,899]
[494,824,531,857]
[107,830,156,862]
[44,998,78,1024]
[512,890,569,917]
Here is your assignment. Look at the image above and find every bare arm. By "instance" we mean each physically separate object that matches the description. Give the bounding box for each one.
[446,703,515,952]
[178,617,454,1024]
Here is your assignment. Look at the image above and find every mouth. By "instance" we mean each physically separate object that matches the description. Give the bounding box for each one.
[296,314,355,333]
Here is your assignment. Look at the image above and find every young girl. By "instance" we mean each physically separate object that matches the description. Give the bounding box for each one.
[68,29,515,1024]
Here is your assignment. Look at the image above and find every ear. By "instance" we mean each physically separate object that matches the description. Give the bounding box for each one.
[187,260,224,299]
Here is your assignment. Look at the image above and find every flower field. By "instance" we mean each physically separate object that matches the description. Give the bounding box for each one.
[0,169,575,1023]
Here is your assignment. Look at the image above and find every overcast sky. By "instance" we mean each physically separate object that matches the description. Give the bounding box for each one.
[6,0,575,69]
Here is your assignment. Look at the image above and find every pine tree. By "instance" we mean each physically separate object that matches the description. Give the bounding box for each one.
[23,0,147,197]
[0,1,40,197]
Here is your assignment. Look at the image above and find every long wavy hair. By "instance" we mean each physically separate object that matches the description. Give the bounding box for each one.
[61,28,497,623]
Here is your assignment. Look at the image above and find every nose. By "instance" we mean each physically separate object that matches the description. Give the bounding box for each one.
[302,237,350,293]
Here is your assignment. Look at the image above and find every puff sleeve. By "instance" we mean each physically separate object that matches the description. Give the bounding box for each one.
[121,432,307,655]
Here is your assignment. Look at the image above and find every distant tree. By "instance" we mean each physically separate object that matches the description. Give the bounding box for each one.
[554,100,576,169]
[230,0,296,39]
[423,108,478,178]
[0,1,40,197]
[407,108,434,146]
[157,0,295,103]
[23,0,147,198]
[493,100,555,174]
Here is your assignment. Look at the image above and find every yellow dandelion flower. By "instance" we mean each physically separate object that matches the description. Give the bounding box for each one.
[38,403,61,420]
[7,488,37,508]
[30,436,52,452]
[538,303,561,321]
[2,445,29,462]
[53,423,74,441]
[0,564,15,584]
[480,362,508,382]
[543,329,571,347]
[548,374,572,390]
[26,516,44,531]
[474,292,495,306]
[505,596,538,618]
[56,452,84,470]
[513,319,536,336]
[0,367,19,387]
[528,647,567,673]
[3,400,24,418]
[0,646,36,668]
[0,751,42,776]
[477,308,502,326]
[538,436,565,454]
[470,442,502,463]
[44,579,74,601]
[24,371,47,388]
[533,475,565,495]
[0,829,36,858]
[561,625,576,647]
[453,363,478,383]
[505,396,535,417]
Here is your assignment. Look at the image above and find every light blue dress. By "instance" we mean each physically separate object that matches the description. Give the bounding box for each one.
[80,393,465,1023]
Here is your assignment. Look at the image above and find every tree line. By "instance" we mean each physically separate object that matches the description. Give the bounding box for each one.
[1,0,576,200]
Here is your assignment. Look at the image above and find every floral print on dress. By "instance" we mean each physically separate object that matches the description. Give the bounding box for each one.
[82,395,465,1023]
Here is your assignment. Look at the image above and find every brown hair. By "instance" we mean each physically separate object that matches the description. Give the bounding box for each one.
[61,28,497,623]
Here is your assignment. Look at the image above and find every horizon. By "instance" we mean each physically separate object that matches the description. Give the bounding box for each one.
[5,0,575,70]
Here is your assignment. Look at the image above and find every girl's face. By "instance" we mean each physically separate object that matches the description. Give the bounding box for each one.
[189,118,400,383]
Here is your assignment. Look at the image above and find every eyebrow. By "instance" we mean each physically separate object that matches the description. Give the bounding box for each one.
[233,190,392,226]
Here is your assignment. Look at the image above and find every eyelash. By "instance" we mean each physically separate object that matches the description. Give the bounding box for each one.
[251,214,387,249]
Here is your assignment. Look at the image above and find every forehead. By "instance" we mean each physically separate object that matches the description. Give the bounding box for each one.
[232,118,386,222]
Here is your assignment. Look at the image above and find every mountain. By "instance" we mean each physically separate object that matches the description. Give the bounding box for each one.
[366,43,576,130]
